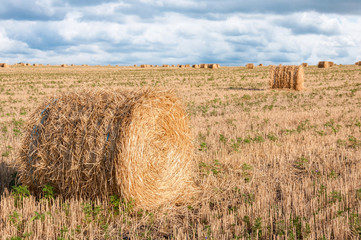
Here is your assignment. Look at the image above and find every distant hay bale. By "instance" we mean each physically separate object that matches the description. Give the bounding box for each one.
[26,63,31,66]
[71,64,75,67]
[185,64,190,68]
[258,64,263,67]
[179,65,185,68]
[16,89,195,209]
[140,64,148,68]
[171,65,175,67]
[134,64,137,67]
[200,64,208,69]
[209,64,219,69]
[356,61,361,66]
[318,61,330,68]
[269,65,304,91]
[329,62,334,67]
[0,63,9,68]
[192,64,200,68]
[162,64,170,67]
[33,64,39,67]
[302,63,309,67]
[246,63,254,69]
[61,64,67,67]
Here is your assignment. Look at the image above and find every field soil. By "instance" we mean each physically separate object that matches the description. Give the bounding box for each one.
[0,65,361,239]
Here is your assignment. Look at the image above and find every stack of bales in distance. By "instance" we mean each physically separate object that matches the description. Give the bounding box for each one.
[16,88,196,209]
[318,61,334,68]
[246,63,254,69]
[209,64,220,69]
[192,64,200,68]
[302,63,309,67]
[162,64,170,67]
[0,63,9,68]
[140,64,151,68]
[199,64,220,69]
[269,65,304,91]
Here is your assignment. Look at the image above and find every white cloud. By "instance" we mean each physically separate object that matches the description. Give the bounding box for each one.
[1,1,361,65]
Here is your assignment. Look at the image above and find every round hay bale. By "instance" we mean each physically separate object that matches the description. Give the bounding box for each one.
[246,63,254,69]
[16,89,195,209]
[0,63,10,68]
[61,64,67,67]
[318,61,329,68]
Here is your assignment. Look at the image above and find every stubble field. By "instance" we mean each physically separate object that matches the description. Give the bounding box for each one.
[0,65,361,239]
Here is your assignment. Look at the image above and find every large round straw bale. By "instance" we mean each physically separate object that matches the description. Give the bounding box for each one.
[269,64,304,91]
[17,89,195,209]
[61,64,67,67]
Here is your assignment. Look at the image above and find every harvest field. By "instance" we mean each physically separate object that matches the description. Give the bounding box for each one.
[0,64,361,239]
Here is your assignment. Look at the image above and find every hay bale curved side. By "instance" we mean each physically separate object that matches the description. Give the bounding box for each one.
[116,89,196,208]
[17,89,196,209]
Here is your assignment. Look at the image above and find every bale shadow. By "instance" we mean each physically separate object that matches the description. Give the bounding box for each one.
[226,87,266,91]
[0,160,17,196]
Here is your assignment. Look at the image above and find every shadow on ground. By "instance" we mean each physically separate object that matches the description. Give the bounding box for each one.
[226,87,266,91]
[0,160,17,196]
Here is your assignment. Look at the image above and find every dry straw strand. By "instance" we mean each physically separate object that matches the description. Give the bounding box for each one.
[17,88,196,209]
[269,65,304,91]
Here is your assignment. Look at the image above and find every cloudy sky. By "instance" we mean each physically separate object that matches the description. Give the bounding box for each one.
[1,0,361,66]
